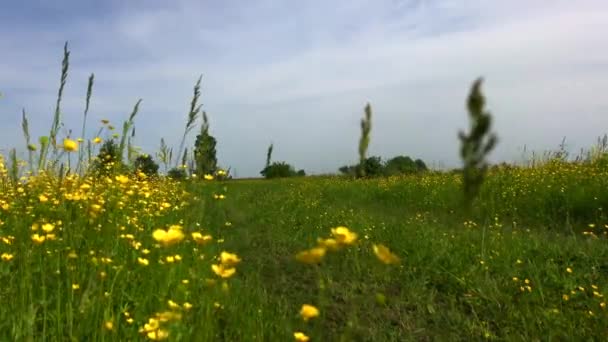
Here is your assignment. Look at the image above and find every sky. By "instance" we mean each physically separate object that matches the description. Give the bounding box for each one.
[1,0,608,177]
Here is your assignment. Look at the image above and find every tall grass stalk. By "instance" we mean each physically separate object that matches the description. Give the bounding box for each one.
[40,42,70,172]
[175,75,203,169]
[77,73,94,174]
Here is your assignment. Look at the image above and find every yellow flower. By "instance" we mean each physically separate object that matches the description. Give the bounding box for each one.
[300,304,319,321]
[72,283,80,290]
[204,174,214,180]
[41,223,55,233]
[220,251,241,266]
[294,332,310,341]
[1,253,14,261]
[331,226,358,245]
[39,194,48,202]
[152,227,185,246]
[93,137,102,144]
[295,247,326,264]
[183,302,193,310]
[104,320,114,331]
[191,232,213,245]
[115,175,129,184]
[137,257,149,266]
[372,244,401,265]
[566,267,573,273]
[167,300,180,310]
[317,238,340,251]
[147,329,169,340]
[142,318,160,332]
[31,234,46,244]
[63,138,78,152]
[211,264,236,278]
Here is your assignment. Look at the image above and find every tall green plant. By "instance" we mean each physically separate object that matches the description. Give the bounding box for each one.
[77,73,95,174]
[357,103,372,178]
[458,78,498,215]
[157,138,172,173]
[40,42,70,171]
[118,99,142,164]
[175,75,203,169]
[21,109,35,172]
[266,143,273,169]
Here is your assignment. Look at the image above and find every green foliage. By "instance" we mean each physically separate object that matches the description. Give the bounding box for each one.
[458,78,497,215]
[265,143,273,169]
[157,138,172,173]
[384,155,427,175]
[77,73,94,174]
[92,139,126,175]
[133,154,159,176]
[260,161,304,179]
[193,112,218,175]
[357,103,372,178]
[176,75,203,169]
[118,99,142,164]
[340,155,427,177]
[40,42,69,171]
[167,167,187,180]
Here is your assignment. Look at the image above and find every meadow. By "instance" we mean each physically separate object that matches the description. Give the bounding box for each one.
[1,45,608,341]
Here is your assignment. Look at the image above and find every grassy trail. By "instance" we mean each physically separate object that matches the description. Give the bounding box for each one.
[190,178,608,341]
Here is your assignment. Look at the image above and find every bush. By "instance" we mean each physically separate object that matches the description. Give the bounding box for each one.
[385,156,427,175]
[92,139,127,175]
[167,167,187,180]
[133,154,159,176]
[261,162,304,179]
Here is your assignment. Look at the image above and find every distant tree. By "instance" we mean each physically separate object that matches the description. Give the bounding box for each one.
[384,156,428,175]
[296,169,306,177]
[133,154,159,176]
[414,159,428,171]
[339,156,384,177]
[261,162,299,179]
[338,165,357,176]
[361,156,383,177]
[193,112,217,176]
[167,167,187,180]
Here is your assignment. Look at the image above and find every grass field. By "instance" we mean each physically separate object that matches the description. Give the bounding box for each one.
[1,158,607,341]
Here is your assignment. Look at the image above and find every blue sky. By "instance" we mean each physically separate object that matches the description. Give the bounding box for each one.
[1,0,608,177]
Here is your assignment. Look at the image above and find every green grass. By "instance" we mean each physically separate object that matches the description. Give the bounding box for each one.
[1,160,608,341]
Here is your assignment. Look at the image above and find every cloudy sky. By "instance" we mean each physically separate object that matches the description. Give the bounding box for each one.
[1,0,607,177]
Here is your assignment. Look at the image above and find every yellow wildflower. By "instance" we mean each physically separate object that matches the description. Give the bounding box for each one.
[295,247,326,264]
[211,264,236,278]
[152,226,185,246]
[294,332,310,341]
[41,223,55,233]
[191,232,213,245]
[63,138,78,152]
[372,244,401,265]
[1,253,14,261]
[31,234,46,244]
[331,226,358,245]
[220,251,241,266]
[300,304,319,321]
